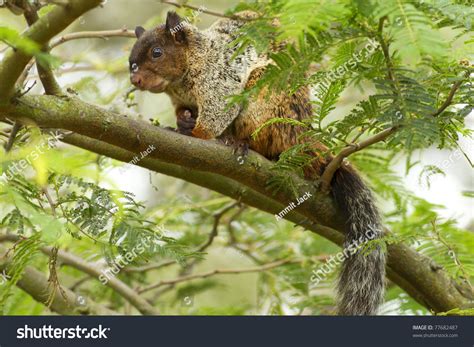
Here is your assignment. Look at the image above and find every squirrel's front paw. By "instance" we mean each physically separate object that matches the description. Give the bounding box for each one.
[176,109,196,136]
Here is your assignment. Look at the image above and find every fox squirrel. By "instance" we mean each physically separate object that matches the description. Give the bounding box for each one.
[129,11,386,315]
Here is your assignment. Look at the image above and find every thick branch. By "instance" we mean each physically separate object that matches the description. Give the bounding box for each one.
[63,134,474,312]
[0,233,158,315]
[4,95,342,232]
[21,0,61,95]
[0,244,117,315]
[1,96,472,313]
[0,0,103,101]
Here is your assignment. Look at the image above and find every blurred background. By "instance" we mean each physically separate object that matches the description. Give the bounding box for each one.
[0,0,472,315]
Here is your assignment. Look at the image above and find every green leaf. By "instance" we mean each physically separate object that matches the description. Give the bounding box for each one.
[374,0,448,65]
[0,26,59,67]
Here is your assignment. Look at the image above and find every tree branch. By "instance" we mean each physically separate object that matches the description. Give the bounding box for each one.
[60,129,474,312]
[21,0,61,95]
[0,234,159,315]
[17,28,142,86]
[320,126,398,192]
[49,28,135,49]
[0,244,117,315]
[3,95,343,232]
[197,202,240,253]
[3,0,63,155]
[125,202,239,273]
[0,96,472,313]
[319,70,469,192]
[3,122,21,152]
[0,0,470,315]
[45,244,159,315]
[138,258,301,294]
[160,0,242,20]
[70,133,474,312]
[431,73,469,117]
[0,0,103,101]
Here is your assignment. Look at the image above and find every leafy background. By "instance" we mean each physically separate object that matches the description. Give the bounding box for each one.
[0,0,473,315]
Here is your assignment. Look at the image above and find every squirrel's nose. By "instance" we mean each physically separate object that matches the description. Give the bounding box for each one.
[131,74,143,87]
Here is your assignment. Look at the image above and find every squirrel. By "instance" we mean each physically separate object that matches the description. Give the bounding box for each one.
[129,11,386,315]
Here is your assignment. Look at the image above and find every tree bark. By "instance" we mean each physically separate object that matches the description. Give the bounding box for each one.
[0,0,103,101]
[1,95,472,313]
[0,0,471,315]
[0,246,117,315]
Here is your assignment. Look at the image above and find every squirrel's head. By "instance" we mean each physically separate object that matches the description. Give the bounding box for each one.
[129,12,191,93]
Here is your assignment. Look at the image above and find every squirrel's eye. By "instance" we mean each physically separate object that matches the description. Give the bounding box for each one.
[152,47,163,59]
[131,63,138,73]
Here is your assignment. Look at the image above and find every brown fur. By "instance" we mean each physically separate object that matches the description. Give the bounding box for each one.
[129,12,386,316]
[130,12,327,168]
[129,22,190,94]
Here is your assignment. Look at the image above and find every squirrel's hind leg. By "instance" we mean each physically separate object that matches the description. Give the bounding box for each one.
[217,132,250,159]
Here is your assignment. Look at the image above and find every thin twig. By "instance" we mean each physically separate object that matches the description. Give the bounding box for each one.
[227,205,247,244]
[377,16,396,83]
[42,187,57,216]
[319,21,470,193]
[431,72,469,117]
[177,202,240,278]
[46,246,68,307]
[160,0,243,20]
[17,60,36,87]
[431,220,472,290]
[4,122,21,152]
[49,28,135,49]
[124,259,176,273]
[126,203,240,274]
[19,28,135,88]
[320,127,398,192]
[197,202,239,253]
[138,258,301,294]
[70,275,93,291]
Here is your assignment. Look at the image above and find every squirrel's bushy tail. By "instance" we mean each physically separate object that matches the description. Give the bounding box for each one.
[330,165,386,315]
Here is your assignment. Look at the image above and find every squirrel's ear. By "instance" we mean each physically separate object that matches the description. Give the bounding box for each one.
[165,11,186,43]
[135,26,145,39]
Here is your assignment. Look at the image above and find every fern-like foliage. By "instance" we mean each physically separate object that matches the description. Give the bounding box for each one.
[0,233,41,313]
[373,0,448,64]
